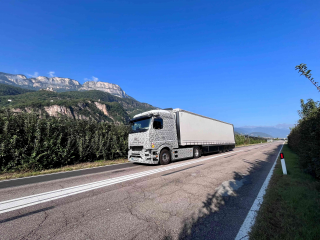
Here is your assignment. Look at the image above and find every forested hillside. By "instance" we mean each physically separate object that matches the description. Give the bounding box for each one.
[0,83,156,123]
[0,83,35,96]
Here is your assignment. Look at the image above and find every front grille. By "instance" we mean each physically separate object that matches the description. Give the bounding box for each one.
[131,146,143,152]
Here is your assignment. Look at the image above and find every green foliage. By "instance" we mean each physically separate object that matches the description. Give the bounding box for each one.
[0,87,155,123]
[298,99,320,119]
[295,63,320,92]
[235,134,267,145]
[249,145,320,239]
[288,99,320,179]
[0,110,130,172]
[0,88,154,113]
[0,83,35,96]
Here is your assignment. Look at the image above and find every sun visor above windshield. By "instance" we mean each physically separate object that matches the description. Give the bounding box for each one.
[130,115,152,123]
[132,110,172,121]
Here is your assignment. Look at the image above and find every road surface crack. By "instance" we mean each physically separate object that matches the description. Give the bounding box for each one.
[20,210,49,240]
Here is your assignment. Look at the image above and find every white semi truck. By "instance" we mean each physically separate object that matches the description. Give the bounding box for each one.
[128,108,235,165]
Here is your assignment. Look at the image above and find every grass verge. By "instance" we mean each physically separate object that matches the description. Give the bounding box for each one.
[249,144,320,240]
[0,158,129,181]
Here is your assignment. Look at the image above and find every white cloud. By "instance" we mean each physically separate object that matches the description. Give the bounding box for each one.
[48,71,55,77]
[27,72,39,78]
[84,76,99,82]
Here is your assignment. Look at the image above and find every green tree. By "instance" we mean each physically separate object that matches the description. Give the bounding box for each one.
[298,99,320,120]
[295,63,320,92]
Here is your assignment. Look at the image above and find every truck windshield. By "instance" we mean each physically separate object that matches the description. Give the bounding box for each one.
[131,117,151,133]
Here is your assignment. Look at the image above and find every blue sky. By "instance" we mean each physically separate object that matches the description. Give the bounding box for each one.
[1,0,319,127]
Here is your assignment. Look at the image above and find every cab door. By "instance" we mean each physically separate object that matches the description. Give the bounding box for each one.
[152,116,178,149]
[153,117,166,145]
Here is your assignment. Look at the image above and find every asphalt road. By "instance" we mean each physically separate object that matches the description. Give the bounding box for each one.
[0,142,283,240]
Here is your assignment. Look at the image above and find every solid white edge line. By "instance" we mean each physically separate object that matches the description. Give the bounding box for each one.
[0,142,272,183]
[0,142,276,214]
[234,141,285,240]
[0,149,246,214]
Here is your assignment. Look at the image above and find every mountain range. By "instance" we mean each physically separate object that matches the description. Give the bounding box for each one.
[0,83,155,124]
[234,126,292,138]
[0,72,130,98]
[0,71,294,135]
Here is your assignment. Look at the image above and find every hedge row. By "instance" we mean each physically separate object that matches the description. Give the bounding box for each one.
[0,110,130,172]
[235,134,267,146]
[288,104,320,179]
[0,109,268,173]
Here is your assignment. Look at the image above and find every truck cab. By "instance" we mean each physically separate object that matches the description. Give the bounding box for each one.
[128,110,178,164]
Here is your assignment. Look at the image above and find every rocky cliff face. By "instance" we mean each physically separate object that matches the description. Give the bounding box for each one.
[29,76,81,91]
[11,101,123,123]
[44,105,75,118]
[0,72,130,98]
[79,81,129,98]
[0,72,32,87]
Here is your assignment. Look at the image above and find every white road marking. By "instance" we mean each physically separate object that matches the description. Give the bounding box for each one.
[0,149,247,214]
[235,142,284,240]
[0,143,275,214]
[0,142,270,183]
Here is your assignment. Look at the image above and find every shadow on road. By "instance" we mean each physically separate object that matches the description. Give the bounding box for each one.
[0,206,54,224]
[164,145,281,240]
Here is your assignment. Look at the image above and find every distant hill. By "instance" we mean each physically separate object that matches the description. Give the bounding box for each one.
[249,132,273,138]
[0,84,156,124]
[0,83,35,96]
[235,127,290,138]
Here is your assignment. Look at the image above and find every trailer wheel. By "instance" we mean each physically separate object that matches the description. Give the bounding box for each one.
[193,147,201,158]
[159,149,171,165]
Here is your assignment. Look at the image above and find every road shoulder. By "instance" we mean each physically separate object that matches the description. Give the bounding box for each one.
[249,144,320,239]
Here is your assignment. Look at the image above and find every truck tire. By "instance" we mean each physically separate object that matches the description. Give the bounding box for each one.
[159,149,171,165]
[193,147,201,158]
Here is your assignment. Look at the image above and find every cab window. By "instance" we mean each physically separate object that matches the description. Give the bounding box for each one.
[153,118,163,129]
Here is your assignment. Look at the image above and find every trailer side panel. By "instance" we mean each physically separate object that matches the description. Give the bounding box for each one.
[177,110,235,146]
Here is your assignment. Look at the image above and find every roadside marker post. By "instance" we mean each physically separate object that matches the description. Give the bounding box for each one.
[280,153,287,175]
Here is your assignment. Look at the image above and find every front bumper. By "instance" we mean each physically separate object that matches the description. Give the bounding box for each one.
[128,149,159,164]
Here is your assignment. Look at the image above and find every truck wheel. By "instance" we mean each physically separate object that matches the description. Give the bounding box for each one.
[159,149,171,165]
[193,147,201,158]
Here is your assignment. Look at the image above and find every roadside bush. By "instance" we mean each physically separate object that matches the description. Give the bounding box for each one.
[288,103,320,179]
[0,110,130,172]
[235,134,267,146]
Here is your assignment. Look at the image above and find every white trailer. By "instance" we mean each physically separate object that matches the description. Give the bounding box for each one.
[176,109,235,146]
[128,108,235,165]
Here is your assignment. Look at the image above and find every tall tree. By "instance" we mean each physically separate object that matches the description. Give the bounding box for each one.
[295,63,320,92]
[298,99,320,119]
